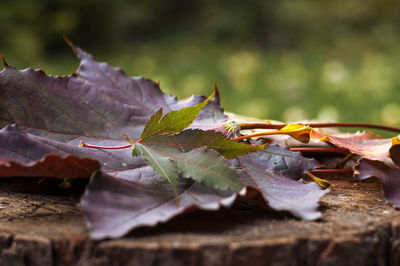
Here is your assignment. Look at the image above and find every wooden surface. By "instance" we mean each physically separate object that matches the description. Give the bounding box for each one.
[0,176,400,266]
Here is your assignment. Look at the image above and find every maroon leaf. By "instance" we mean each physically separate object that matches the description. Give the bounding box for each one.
[308,130,400,209]
[0,124,145,177]
[0,44,247,240]
[0,42,227,177]
[355,159,400,208]
[0,153,99,179]
[0,124,100,178]
[311,130,394,162]
[0,43,331,240]
[79,169,241,239]
[0,124,245,239]
[0,44,226,142]
[235,145,328,220]
[80,144,327,239]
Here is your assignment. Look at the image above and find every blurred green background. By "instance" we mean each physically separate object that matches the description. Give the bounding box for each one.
[2,0,400,134]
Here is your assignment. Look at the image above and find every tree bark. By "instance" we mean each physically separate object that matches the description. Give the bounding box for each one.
[0,176,400,266]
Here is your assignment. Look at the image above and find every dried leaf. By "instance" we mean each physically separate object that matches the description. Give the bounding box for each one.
[131,99,261,194]
[235,124,311,143]
[0,124,100,178]
[0,44,251,239]
[275,124,311,143]
[81,144,326,239]
[0,46,226,142]
[355,159,400,208]
[79,169,241,239]
[0,42,333,240]
[311,130,399,164]
[235,145,328,219]
[0,43,227,174]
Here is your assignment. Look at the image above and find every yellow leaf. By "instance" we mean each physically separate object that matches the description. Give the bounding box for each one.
[234,123,311,143]
[275,124,311,143]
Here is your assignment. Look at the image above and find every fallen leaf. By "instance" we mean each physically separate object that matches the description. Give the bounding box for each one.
[355,159,400,208]
[79,169,242,239]
[0,42,331,240]
[130,94,260,193]
[235,145,328,220]
[234,123,311,143]
[0,43,227,174]
[0,44,250,240]
[311,131,400,210]
[0,46,226,142]
[311,130,399,164]
[142,129,265,160]
[0,123,147,178]
[274,124,311,143]
[0,124,100,178]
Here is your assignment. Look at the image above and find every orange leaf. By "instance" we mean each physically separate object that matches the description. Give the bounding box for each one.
[311,130,400,165]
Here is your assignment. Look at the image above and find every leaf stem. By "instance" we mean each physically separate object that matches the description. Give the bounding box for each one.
[305,168,354,189]
[234,130,309,141]
[290,147,350,154]
[239,122,400,133]
[309,169,353,174]
[80,141,132,149]
[335,153,354,169]
[305,172,331,189]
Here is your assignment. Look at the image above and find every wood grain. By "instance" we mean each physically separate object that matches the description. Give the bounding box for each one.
[0,176,399,266]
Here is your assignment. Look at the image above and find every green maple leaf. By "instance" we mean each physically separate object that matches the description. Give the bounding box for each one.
[133,144,241,193]
[139,92,215,141]
[140,129,265,160]
[130,92,263,197]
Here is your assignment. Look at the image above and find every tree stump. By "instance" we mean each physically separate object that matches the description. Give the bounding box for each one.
[0,175,400,266]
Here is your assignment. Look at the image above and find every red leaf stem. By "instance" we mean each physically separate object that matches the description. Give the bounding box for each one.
[309,169,353,175]
[239,122,400,133]
[80,141,132,150]
[290,147,350,154]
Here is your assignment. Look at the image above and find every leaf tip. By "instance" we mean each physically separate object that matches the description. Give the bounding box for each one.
[213,82,221,104]
[214,81,219,93]
[319,136,330,142]
[0,54,9,67]
[63,35,83,58]
[63,35,75,51]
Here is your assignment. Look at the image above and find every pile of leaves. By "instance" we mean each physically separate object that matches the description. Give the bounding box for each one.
[1,41,400,240]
